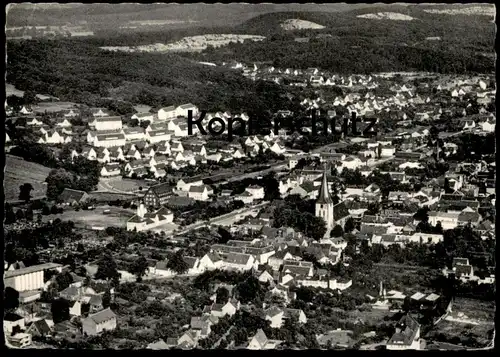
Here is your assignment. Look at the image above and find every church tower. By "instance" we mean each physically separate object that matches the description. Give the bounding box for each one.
[315,168,334,230]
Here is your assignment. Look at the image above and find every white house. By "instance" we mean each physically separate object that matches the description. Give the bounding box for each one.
[175,103,199,118]
[386,314,421,350]
[428,211,459,230]
[177,177,204,192]
[188,185,213,201]
[26,117,43,126]
[220,253,256,272]
[481,119,495,133]
[90,108,110,117]
[158,106,177,121]
[55,118,72,128]
[64,109,80,118]
[123,127,145,141]
[131,112,154,123]
[94,133,126,148]
[247,329,282,350]
[199,252,223,271]
[146,129,172,144]
[82,308,117,336]
[264,307,307,328]
[381,146,396,157]
[126,204,174,232]
[100,163,121,177]
[246,185,265,200]
[94,116,123,131]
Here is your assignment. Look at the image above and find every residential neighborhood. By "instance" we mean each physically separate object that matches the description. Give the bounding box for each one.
[4,3,495,352]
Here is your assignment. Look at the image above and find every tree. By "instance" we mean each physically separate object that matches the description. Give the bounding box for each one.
[95,251,121,286]
[262,171,280,201]
[19,183,34,202]
[55,271,74,291]
[235,276,264,304]
[45,168,74,201]
[216,287,230,303]
[102,290,112,308]
[129,254,149,282]
[4,287,20,312]
[5,203,16,224]
[344,217,356,233]
[25,206,34,221]
[23,89,37,105]
[50,205,59,215]
[15,209,25,221]
[331,224,344,238]
[166,251,189,274]
[51,298,70,323]
[444,178,454,194]
[217,227,233,244]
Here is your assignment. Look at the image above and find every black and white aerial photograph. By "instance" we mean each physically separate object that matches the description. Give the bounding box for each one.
[3,2,496,350]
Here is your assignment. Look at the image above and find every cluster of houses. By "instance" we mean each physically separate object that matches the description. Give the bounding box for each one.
[3,262,118,348]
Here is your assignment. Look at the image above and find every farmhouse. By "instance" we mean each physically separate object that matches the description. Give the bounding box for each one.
[58,188,90,206]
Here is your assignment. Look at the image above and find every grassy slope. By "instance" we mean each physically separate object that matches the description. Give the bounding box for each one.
[4,155,52,200]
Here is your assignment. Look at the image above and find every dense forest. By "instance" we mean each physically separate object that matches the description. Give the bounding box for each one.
[6,39,291,114]
[186,6,494,74]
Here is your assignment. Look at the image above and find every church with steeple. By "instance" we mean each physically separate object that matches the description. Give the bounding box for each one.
[315,168,350,235]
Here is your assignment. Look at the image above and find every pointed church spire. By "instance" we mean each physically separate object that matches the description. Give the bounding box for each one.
[317,166,333,204]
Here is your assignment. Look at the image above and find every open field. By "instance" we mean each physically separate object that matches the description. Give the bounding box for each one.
[32,101,77,113]
[4,155,52,201]
[42,205,135,228]
[101,177,153,193]
[88,191,139,202]
[425,297,495,348]
[426,320,494,348]
[6,83,24,97]
[451,298,495,321]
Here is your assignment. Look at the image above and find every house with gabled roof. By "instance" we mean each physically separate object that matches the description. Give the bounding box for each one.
[58,188,89,206]
[101,162,121,177]
[126,203,174,232]
[123,127,145,141]
[94,132,126,148]
[219,253,256,272]
[92,116,122,131]
[264,307,307,328]
[247,329,282,350]
[26,319,52,337]
[188,184,213,201]
[147,339,171,350]
[55,117,72,128]
[199,252,223,271]
[131,112,154,123]
[90,108,110,117]
[386,314,421,350]
[81,308,117,336]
